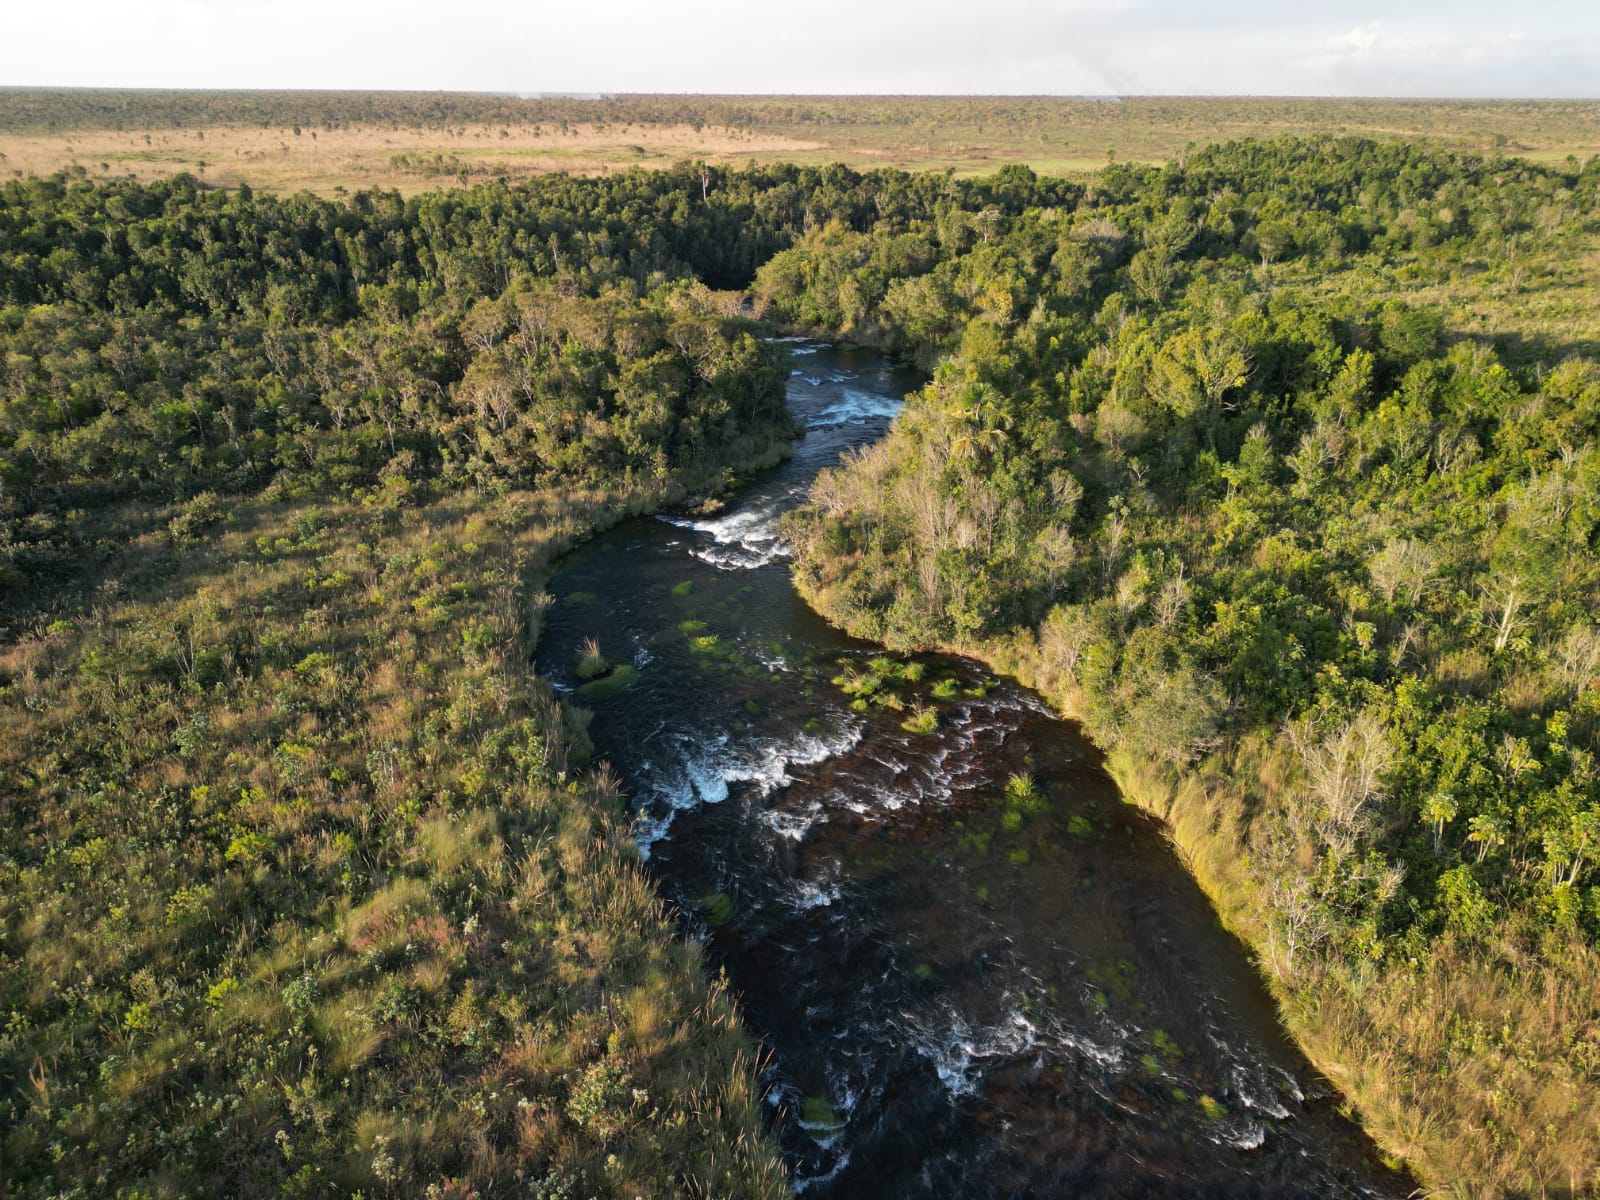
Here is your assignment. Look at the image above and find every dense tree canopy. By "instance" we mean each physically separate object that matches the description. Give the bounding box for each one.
[778,137,1600,1193]
[4,137,1600,1196]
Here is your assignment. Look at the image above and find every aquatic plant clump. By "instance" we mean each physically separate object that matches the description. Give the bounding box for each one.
[576,635,610,680]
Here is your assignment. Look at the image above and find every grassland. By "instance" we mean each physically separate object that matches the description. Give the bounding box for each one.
[0,119,820,196]
[3,90,1599,193]
[0,480,793,1198]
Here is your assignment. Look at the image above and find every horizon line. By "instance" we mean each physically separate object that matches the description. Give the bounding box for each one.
[4,86,1600,104]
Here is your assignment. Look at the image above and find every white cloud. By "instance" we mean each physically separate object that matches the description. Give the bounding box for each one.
[0,0,1596,97]
[1333,21,1386,55]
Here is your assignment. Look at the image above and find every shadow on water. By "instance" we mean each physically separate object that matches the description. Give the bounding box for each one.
[535,342,1413,1198]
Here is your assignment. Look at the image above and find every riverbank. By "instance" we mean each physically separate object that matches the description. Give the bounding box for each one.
[535,343,1416,1196]
[1,465,797,1198]
[789,565,1600,1196]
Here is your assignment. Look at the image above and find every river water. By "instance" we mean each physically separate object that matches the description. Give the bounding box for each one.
[535,343,1410,1198]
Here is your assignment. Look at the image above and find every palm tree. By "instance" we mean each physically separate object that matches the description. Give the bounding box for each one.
[948,382,1011,461]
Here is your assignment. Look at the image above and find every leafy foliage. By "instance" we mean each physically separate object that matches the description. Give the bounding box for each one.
[6,133,1600,1197]
[0,166,818,1197]
[783,137,1600,1193]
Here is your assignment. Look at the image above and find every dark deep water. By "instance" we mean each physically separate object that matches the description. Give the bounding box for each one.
[535,342,1410,1198]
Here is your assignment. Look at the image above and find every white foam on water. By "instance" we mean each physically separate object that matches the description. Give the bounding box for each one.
[1227,1122,1267,1151]
[796,1113,848,1150]
[808,387,903,429]
[1231,1069,1293,1121]
[764,799,827,842]
[832,769,915,817]
[659,495,790,570]
[630,808,674,855]
[1056,1027,1127,1072]
[792,1151,851,1194]
[768,1070,855,1194]
[633,724,862,859]
[632,737,732,859]
[789,876,843,912]
[905,1003,1041,1098]
[823,699,1030,820]
[746,725,863,791]
[1205,1025,1298,1120]
[762,1083,851,1192]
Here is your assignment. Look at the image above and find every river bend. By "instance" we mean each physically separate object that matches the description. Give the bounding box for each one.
[535,342,1408,1199]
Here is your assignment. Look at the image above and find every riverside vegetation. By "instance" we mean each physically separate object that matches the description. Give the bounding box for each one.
[0,167,813,1198]
[774,139,1600,1195]
[0,137,1596,1195]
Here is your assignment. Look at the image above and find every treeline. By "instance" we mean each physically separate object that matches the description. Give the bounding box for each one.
[0,161,990,607]
[5,137,1600,1196]
[8,89,1600,153]
[779,137,1600,1193]
[0,163,841,1197]
[0,88,621,134]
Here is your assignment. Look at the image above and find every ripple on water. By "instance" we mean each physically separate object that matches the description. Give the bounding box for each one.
[808,387,904,429]
[902,999,1041,1098]
[633,723,863,859]
[763,798,828,844]
[658,491,796,570]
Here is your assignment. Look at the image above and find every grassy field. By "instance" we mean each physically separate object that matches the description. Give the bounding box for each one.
[3,91,1599,193]
[0,120,821,195]
[0,481,793,1199]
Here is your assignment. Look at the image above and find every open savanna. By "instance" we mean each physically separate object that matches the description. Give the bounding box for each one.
[0,120,822,195]
[4,90,1600,191]
[0,480,791,1199]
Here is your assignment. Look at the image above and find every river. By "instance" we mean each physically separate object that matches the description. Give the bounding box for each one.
[534,342,1410,1198]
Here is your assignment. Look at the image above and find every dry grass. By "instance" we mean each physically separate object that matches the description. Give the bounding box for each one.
[5,95,1600,194]
[0,479,793,1196]
[0,120,821,195]
[1288,943,1600,1199]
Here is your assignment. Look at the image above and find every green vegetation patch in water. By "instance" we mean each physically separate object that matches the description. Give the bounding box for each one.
[575,637,610,680]
[799,1096,846,1135]
[576,663,640,698]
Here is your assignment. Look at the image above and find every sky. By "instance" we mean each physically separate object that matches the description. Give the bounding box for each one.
[5,0,1600,97]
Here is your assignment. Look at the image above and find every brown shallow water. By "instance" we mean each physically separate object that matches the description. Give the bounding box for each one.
[535,342,1412,1198]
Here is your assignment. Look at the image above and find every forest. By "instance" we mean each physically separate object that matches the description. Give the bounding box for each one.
[0,163,839,1199]
[776,138,1600,1194]
[1,136,1598,1196]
